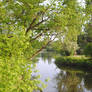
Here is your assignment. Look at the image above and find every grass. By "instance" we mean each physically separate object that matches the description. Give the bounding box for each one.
[55,55,92,72]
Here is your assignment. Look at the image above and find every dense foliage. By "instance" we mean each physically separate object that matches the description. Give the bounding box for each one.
[55,56,92,72]
[78,0,92,56]
[0,0,91,92]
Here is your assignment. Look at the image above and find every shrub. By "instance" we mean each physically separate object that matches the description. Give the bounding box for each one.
[84,43,92,57]
[0,32,43,92]
[55,56,92,72]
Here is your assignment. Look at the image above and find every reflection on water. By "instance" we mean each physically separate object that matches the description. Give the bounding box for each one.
[56,70,92,92]
[35,51,92,92]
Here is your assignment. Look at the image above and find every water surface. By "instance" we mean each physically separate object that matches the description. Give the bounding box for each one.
[35,52,92,92]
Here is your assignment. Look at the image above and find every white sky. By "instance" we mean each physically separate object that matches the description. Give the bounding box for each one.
[78,0,85,8]
[42,0,86,8]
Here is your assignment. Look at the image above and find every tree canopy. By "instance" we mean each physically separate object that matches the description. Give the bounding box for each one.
[0,0,91,92]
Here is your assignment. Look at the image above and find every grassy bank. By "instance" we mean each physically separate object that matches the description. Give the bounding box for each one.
[55,56,92,72]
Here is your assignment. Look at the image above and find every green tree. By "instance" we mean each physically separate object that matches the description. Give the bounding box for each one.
[84,43,92,57]
[78,0,92,56]
[0,0,90,92]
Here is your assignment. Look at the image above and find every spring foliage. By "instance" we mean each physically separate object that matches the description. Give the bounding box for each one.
[0,0,91,92]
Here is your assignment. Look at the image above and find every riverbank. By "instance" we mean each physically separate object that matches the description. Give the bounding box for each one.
[55,56,92,72]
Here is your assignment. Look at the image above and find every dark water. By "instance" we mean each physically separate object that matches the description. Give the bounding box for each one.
[34,52,92,92]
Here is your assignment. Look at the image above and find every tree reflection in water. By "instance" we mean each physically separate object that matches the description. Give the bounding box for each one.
[40,51,57,64]
[84,73,92,90]
[55,70,92,92]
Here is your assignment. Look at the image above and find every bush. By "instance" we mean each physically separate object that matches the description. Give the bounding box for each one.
[84,43,92,57]
[55,56,92,72]
[0,32,43,92]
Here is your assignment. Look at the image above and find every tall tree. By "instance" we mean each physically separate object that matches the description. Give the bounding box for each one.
[78,0,92,56]
[0,0,89,91]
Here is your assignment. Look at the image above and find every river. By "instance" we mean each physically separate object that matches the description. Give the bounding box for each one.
[34,51,92,92]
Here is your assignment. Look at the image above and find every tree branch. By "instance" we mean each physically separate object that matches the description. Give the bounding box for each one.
[30,33,58,60]
[26,17,37,35]
[30,28,50,42]
[30,40,52,60]
[25,5,52,35]
[32,17,49,28]
[30,33,43,42]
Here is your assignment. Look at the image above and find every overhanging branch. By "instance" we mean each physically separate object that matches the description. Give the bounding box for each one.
[25,4,52,35]
[30,28,50,42]
[30,33,58,60]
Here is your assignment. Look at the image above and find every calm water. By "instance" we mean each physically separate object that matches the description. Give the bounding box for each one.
[34,52,92,92]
